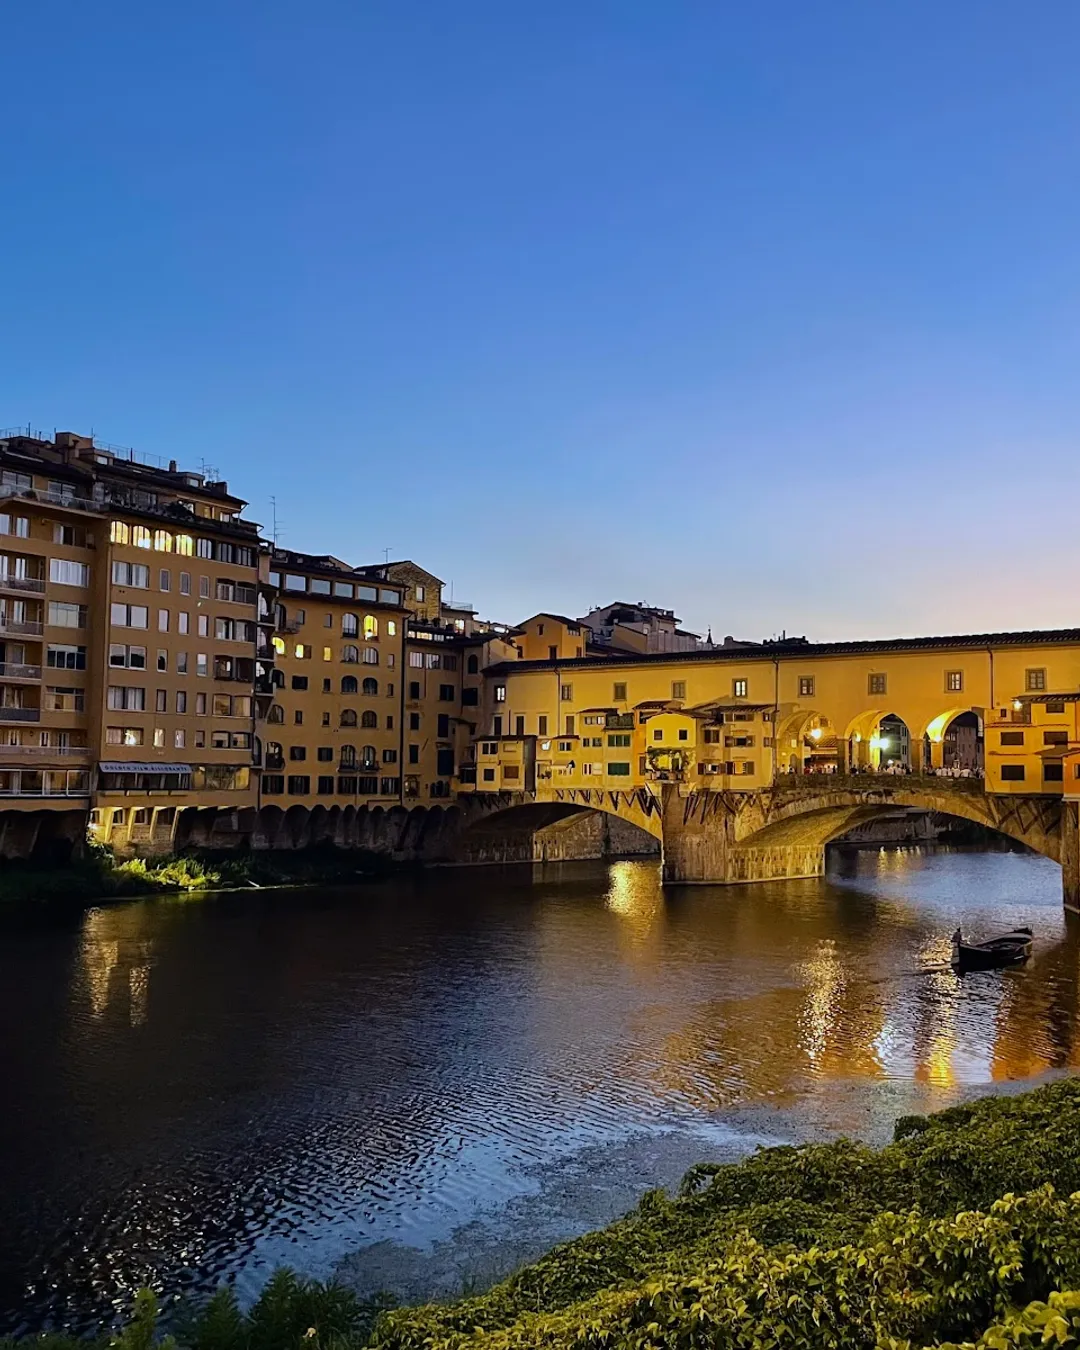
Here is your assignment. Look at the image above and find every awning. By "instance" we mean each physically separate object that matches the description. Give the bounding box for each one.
[98,762,192,775]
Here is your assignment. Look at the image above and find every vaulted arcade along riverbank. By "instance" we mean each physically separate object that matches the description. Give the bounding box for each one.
[1,846,1078,1334]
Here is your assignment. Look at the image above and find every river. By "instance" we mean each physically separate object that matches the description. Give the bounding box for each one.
[1,845,1078,1334]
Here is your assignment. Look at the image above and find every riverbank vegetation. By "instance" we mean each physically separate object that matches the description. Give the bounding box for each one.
[0,843,392,905]
[7,1078,1080,1348]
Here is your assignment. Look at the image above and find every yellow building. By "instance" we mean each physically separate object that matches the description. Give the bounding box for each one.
[470,630,1080,802]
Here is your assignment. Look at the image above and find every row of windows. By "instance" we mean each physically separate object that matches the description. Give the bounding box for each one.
[1000,763,1067,782]
[270,573,401,605]
[109,603,257,641]
[267,745,396,766]
[262,774,401,796]
[550,669,1053,704]
[110,521,256,566]
[278,609,395,639]
[407,650,457,669]
[999,730,1070,747]
[112,562,255,604]
[271,637,384,665]
[104,726,251,749]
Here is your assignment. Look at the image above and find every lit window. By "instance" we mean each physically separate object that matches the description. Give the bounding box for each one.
[294,643,304,659]
[387,620,397,636]
[175,535,194,556]
[132,525,152,549]
[110,521,130,545]
[364,615,378,639]
[732,678,748,698]
[945,671,963,693]
[323,646,332,661]
[272,636,286,654]
[153,530,172,552]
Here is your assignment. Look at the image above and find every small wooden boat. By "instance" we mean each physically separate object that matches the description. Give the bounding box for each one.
[951,926,1033,972]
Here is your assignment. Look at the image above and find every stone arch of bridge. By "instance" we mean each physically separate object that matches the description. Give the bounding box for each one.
[732,785,1062,863]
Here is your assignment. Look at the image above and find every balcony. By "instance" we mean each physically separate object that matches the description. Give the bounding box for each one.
[0,663,41,681]
[0,575,45,596]
[264,755,285,771]
[605,713,635,730]
[0,616,43,636]
[0,707,40,723]
[0,744,88,758]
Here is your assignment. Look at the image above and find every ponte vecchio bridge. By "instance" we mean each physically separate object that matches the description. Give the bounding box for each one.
[466,627,1080,908]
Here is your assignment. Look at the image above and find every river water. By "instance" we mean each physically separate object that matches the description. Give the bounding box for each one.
[1,845,1078,1334]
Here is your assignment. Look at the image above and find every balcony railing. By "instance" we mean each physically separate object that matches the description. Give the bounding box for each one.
[0,744,88,757]
[0,663,41,680]
[0,707,40,722]
[0,575,46,594]
[0,616,43,636]
[605,713,635,730]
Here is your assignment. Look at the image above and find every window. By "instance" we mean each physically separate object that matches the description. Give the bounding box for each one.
[538,715,548,736]
[607,733,631,747]
[197,539,214,560]
[495,684,506,702]
[153,530,172,552]
[409,681,421,699]
[195,692,206,715]
[868,673,887,696]
[287,776,310,795]
[132,526,152,549]
[1044,730,1069,746]
[322,646,332,662]
[45,686,84,712]
[49,558,89,587]
[47,644,86,670]
[342,613,359,637]
[362,647,378,665]
[48,601,86,628]
[289,746,306,761]
[160,610,171,633]
[1026,668,1047,692]
[363,615,378,639]
[565,715,575,735]
[613,682,628,702]
[291,675,308,691]
[671,681,686,700]
[439,684,454,701]
[53,522,85,547]
[0,512,29,539]
[111,561,151,588]
[1001,764,1026,781]
[482,767,496,782]
[704,728,721,743]
[177,651,189,674]
[342,644,359,663]
[798,676,815,698]
[387,620,397,637]
[732,678,748,698]
[108,644,147,669]
[560,683,573,701]
[316,775,334,794]
[175,535,194,557]
[362,677,378,695]
[679,729,690,741]
[381,776,400,795]
[199,576,210,599]
[294,709,303,724]
[176,691,187,714]
[105,727,144,746]
[945,670,963,693]
[1000,731,1025,746]
[608,762,631,776]
[199,615,209,637]
[361,710,379,728]
[408,651,423,669]
[493,715,503,736]
[382,748,398,764]
[262,775,284,795]
[196,653,208,677]
[1044,762,1064,781]
[159,569,170,592]
[179,572,191,595]
[1046,700,1066,714]
[111,603,148,629]
[105,686,145,712]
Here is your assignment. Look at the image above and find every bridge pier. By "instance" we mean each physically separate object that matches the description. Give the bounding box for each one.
[659,787,825,885]
[1063,801,1080,913]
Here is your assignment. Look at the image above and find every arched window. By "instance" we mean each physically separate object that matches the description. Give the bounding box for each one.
[340,709,357,727]
[362,677,378,696]
[153,529,172,552]
[342,613,358,637]
[132,525,152,549]
[341,675,358,694]
[362,647,378,665]
[467,655,479,674]
[267,705,284,724]
[340,745,357,768]
[266,741,283,763]
[361,744,377,769]
[175,534,194,556]
[110,521,130,545]
[360,709,378,729]
[272,636,286,655]
[363,614,378,640]
[342,644,359,664]
[270,668,285,687]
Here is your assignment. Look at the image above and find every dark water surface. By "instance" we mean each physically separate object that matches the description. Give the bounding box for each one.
[2,846,1079,1333]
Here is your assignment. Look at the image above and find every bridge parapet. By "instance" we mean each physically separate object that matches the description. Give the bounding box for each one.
[772,773,984,797]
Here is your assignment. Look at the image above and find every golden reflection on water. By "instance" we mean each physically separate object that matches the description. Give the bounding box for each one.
[604,861,665,954]
[78,907,155,1027]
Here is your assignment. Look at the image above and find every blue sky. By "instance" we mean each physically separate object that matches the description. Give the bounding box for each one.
[4,2,1079,641]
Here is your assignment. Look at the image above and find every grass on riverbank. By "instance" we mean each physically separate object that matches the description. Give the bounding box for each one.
[0,843,391,904]
[9,1078,1080,1348]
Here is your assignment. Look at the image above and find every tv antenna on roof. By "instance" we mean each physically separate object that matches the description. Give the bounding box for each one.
[382,546,393,564]
[270,496,282,547]
[198,457,220,482]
